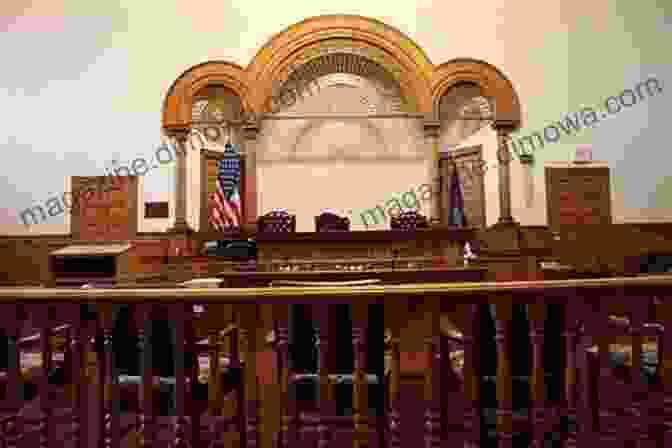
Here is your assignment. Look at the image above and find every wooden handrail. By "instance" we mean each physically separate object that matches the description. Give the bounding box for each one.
[3,275,672,302]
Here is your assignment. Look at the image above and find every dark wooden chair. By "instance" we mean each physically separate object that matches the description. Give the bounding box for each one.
[390,210,429,231]
[257,211,296,233]
[315,212,350,232]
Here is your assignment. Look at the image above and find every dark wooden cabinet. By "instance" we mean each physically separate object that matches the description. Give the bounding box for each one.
[545,163,611,229]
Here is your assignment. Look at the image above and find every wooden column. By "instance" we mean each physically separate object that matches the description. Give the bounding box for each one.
[562,300,579,448]
[314,303,334,448]
[171,303,191,447]
[462,303,482,446]
[528,303,546,448]
[0,304,25,448]
[424,297,442,448]
[492,122,516,224]
[384,300,402,448]
[494,298,513,448]
[240,305,260,448]
[352,301,369,448]
[242,122,259,224]
[423,120,441,222]
[167,128,193,233]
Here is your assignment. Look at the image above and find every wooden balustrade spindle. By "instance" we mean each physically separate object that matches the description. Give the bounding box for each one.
[171,303,191,448]
[136,304,154,447]
[575,304,596,446]
[99,304,120,448]
[207,327,220,417]
[314,303,333,448]
[659,301,672,446]
[241,305,260,448]
[494,298,513,448]
[424,298,442,448]
[352,301,369,448]
[1,305,25,448]
[68,304,88,448]
[384,302,402,448]
[528,303,546,448]
[39,305,53,448]
[275,305,294,448]
[562,301,579,448]
[628,306,651,447]
[462,303,481,447]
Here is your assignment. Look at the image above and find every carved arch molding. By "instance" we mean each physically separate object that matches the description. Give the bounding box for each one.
[161,14,522,131]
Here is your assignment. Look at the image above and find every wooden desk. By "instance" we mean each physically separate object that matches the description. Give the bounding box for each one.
[254,227,476,266]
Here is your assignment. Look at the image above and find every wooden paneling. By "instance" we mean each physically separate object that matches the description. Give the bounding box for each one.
[546,165,611,229]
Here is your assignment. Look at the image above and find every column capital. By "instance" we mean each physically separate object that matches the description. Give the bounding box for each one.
[164,126,190,142]
[242,122,260,141]
[491,120,517,134]
[423,120,441,138]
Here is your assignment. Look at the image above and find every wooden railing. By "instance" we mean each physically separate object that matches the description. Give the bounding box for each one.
[0,276,671,447]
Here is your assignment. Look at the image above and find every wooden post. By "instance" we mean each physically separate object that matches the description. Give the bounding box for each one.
[135,304,154,447]
[528,302,546,447]
[97,304,119,448]
[274,304,294,448]
[352,300,369,448]
[384,300,402,448]
[171,303,191,447]
[657,301,672,446]
[314,303,334,448]
[424,297,442,448]
[0,304,25,448]
[37,304,54,448]
[240,305,259,448]
[462,303,481,446]
[494,297,513,448]
[562,299,579,448]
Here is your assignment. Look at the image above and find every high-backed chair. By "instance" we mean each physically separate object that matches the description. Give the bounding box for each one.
[257,210,296,233]
[390,210,429,231]
[315,212,350,232]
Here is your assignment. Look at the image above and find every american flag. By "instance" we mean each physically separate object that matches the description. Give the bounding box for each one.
[209,146,242,230]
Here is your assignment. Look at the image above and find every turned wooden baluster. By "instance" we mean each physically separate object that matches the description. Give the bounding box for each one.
[352,301,369,448]
[135,304,154,447]
[494,298,513,448]
[0,304,25,448]
[68,304,89,448]
[314,303,333,448]
[562,299,579,448]
[575,299,596,446]
[171,303,192,448]
[240,305,260,448]
[628,303,653,447]
[424,297,442,448]
[37,304,54,448]
[275,304,294,448]
[658,299,672,446]
[528,303,546,448]
[384,301,402,448]
[99,304,120,448]
[462,303,481,447]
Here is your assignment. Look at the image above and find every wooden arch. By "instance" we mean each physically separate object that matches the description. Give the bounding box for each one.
[431,58,522,126]
[161,15,522,130]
